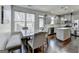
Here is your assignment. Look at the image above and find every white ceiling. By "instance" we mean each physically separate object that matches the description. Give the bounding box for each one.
[17,5,79,15]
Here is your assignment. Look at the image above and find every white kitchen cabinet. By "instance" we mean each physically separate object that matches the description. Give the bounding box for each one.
[56,28,70,41]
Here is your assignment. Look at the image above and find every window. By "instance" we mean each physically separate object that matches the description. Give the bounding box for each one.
[38,15,44,31]
[26,13,35,34]
[39,15,44,28]
[51,17,54,24]
[14,11,25,32]
[39,18,44,27]
[14,11,35,35]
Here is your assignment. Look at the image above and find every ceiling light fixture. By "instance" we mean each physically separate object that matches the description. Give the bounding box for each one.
[61,6,68,10]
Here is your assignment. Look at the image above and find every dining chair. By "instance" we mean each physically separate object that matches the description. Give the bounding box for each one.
[28,32,47,53]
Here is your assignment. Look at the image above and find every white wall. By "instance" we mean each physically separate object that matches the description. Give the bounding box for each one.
[0,5,11,33]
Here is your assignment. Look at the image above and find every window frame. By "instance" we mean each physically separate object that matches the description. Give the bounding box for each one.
[14,11,35,35]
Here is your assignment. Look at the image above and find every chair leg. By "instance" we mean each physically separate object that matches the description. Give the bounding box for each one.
[27,45,30,53]
[43,45,44,52]
[40,45,44,53]
[20,47,22,53]
[8,49,13,53]
[32,49,34,53]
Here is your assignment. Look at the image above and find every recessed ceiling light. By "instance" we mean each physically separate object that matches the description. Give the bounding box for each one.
[71,9,74,12]
[65,6,68,9]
